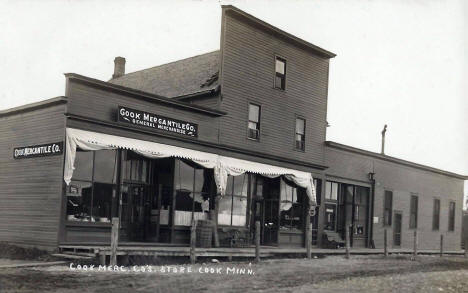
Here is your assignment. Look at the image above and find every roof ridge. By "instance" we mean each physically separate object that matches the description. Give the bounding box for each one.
[109,50,220,81]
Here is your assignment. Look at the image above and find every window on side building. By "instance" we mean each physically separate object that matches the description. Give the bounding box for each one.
[248,103,261,140]
[383,190,393,226]
[295,118,305,151]
[448,201,455,231]
[433,198,440,230]
[409,194,418,229]
[275,57,286,90]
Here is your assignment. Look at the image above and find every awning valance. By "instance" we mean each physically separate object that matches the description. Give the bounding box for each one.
[64,128,316,206]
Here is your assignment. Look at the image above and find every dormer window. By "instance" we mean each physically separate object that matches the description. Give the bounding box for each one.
[275,57,286,90]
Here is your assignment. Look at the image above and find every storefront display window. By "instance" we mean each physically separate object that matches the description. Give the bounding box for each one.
[279,178,304,231]
[174,159,214,226]
[218,174,248,226]
[66,149,117,223]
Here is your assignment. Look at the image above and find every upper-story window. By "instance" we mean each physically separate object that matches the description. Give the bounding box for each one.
[248,103,261,140]
[275,57,286,90]
[295,118,305,150]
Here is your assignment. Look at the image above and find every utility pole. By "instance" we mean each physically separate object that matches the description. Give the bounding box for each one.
[381,124,387,155]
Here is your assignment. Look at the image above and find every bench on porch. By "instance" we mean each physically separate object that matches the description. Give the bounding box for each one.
[221,228,249,248]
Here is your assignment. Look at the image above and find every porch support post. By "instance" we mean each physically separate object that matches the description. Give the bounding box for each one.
[212,195,220,247]
[110,217,119,266]
[413,230,418,258]
[190,219,197,264]
[255,221,261,263]
[306,209,312,259]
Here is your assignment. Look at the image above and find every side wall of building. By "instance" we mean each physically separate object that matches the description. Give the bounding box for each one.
[325,146,464,251]
[0,103,66,250]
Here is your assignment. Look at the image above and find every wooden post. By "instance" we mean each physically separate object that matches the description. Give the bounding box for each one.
[384,229,388,257]
[213,196,220,247]
[440,234,444,257]
[255,221,260,263]
[190,219,197,264]
[413,230,418,257]
[110,217,119,266]
[306,212,312,259]
[345,225,350,259]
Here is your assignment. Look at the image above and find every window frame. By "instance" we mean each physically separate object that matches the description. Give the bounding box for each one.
[325,181,339,201]
[432,198,440,231]
[383,190,393,227]
[409,194,418,229]
[448,201,455,232]
[294,117,306,151]
[274,56,287,90]
[217,174,249,227]
[66,149,118,224]
[247,103,261,140]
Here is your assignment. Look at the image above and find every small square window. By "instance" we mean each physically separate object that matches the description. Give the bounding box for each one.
[275,57,286,90]
[248,104,260,139]
[295,118,305,150]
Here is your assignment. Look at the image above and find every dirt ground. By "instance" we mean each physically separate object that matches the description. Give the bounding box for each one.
[0,255,468,293]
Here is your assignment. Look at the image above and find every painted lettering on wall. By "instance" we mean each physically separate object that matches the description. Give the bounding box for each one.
[118,106,198,137]
[13,142,64,159]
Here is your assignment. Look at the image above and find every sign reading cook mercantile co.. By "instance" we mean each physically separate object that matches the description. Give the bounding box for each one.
[117,106,198,138]
[13,142,64,159]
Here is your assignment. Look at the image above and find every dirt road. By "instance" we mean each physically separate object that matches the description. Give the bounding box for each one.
[0,255,467,292]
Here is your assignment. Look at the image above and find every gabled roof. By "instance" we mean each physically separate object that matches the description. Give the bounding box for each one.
[108,51,220,98]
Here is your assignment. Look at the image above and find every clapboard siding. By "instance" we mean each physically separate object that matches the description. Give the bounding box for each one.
[325,146,464,251]
[218,10,329,167]
[0,104,66,250]
[66,80,220,143]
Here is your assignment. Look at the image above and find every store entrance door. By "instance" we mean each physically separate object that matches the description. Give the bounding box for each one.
[121,184,152,242]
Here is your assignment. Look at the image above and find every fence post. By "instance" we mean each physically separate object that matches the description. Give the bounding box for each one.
[306,213,311,259]
[413,230,418,257]
[255,221,260,263]
[384,229,388,257]
[345,225,350,259]
[190,220,197,264]
[440,234,444,257]
[110,217,119,266]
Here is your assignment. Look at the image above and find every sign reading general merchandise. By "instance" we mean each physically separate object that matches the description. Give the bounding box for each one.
[118,106,198,137]
[13,142,64,159]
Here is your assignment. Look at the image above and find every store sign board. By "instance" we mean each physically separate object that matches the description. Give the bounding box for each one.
[13,141,64,159]
[117,106,198,138]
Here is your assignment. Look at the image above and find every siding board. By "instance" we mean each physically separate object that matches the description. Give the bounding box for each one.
[0,104,66,250]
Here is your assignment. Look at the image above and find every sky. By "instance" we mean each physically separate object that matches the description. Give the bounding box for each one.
[0,0,467,200]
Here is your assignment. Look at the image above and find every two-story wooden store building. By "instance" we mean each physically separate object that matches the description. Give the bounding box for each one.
[0,5,466,252]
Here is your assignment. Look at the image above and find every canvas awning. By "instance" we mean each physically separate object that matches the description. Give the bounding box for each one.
[64,128,316,206]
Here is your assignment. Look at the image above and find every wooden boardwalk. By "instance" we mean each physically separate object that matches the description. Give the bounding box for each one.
[58,243,466,260]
